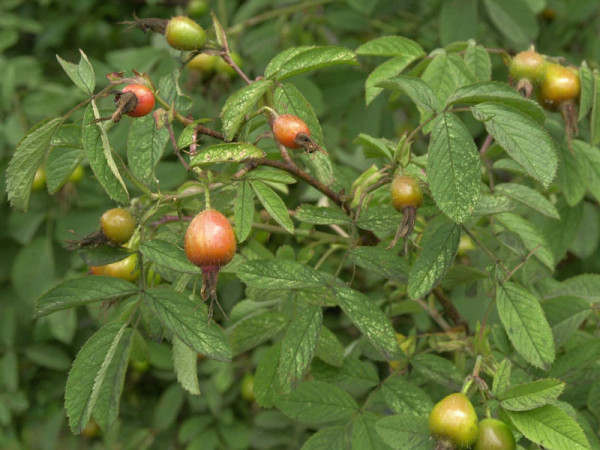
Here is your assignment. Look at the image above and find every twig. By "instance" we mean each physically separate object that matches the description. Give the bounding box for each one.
[433,287,469,333]
[414,298,452,331]
[501,244,541,284]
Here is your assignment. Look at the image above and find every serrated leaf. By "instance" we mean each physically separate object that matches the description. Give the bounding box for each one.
[144,288,232,361]
[352,412,391,450]
[229,312,288,355]
[295,204,350,225]
[46,145,84,194]
[65,322,131,434]
[366,56,420,105]
[254,342,282,408]
[375,414,434,450]
[447,82,545,123]
[56,50,95,94]
[275,380,359,425]
[496,282,555,370]
[315,326,344,368]
[591,73,600,145]
[545,274,600,303]
[83,102,129,203]
[550,340,600,379]
[349,246,409,283]
[464,44,491,81]
[354,133,394,160]
[172,337,200,395]
[266,46,357,81]
[234,181,254,243]
[302,426,349,450]
[578,61,594,121]
[506,405,590,450]
[576,140,600,203]
[355,36,424,58]
[542,296,591,348]
[251,180,294,233]
[495,212,554,270]
[221,80,273,141]
[492,359,512,396]
[140,240,200,274]
[378,76,440,113]
[35,276,138,318]
[190,142,266,167]
[471,193,514,216]
[6,117,63,212]
[243,166,297,184]
[127,114,168,185]
[334,286,399,360]
[471,102,557,188]
[483,0,538,48]
[356,206,398,234]
[158,72,192,111]
[558,142,587,206]
[427,112,481,222]
[379,377,433,416]
[495,183,559,218]
[237,259,325,289]
[422,52,477,105]
[499,379,565,411]
[410,353,463,391]
[277,305,322,393]
[408,222,460,299]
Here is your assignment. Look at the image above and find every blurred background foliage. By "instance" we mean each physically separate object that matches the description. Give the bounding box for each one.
[1,0,599,448]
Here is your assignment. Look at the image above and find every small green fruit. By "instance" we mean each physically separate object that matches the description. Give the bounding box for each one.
[165,16,207,51]
[32,167,46,191]
[187,53,219,74]
[509,50,547,82]
[240,373,255,402]
[474,418,516,450]
[428,393,479,448]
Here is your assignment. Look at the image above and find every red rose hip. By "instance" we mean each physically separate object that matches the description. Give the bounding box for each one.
[184,209,236,269]
[272,114,311,149]
[121,84,155,117]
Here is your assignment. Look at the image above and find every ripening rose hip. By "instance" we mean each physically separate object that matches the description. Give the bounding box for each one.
[390,175,423,211]
[91,254,139,282]
[539,63,580,109]
[428,393,479,449]
[121,84,155,117]
[184,209,236,269]
[272,114,311,149]
[100,208,136,245]
[509,50,546,82]
[473,418,516,450]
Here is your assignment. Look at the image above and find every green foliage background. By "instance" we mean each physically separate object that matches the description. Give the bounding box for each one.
[2,0,600,449]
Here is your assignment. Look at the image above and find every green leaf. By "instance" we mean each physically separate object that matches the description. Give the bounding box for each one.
[464,44,491,82]
[190,142,266,167]
[375,414,434,450]
[447,82,545,123]
[139,240,200,274]
[483,0,538,48]
[237,259,325,289]
[265,46,357,81]
[334,286,399,360]
[83,102,129,203]
[277,305,322,393]
[471,102,557,188]
[356,206,398,234]
[234,181,254,243]
[254,342,282,408]
[355,36,424,58]
[421,52,477,105]
[158,72,192,111]
[499,379,565,411]
[378,76,440,113]
[46,145,84,194]
[6,117,63,212]
[471,193,514,216]
[495,213,554,270]
[558,142,587,206]
[427,112,481,223]
[439,0,478,45]
[578,61,594,121]
[315,326,345,367]
[172,337,200,395]
[77,246,132,267]
[591,73,600,145]
[408,222,460,299]
[126,114,168,185]
[250,180,294,233]
[152,384,185,432]
[295,204,350,225]
[506,405,590,450]
[144,288,232,362]
[366,56,421,105]
[576,140,600,203]
[542,296,591,348]
[410,353,463,391]
[349,246,409,284]
[496,282,555,370]
[56,50,95,94]
[229,312,288,355]
[352,412,391,450]
[492,359,512,396]
[92,326,133,432]
[550,340,600,380]
[275,380,359,425]
[301,426,349,450]
[545,274,600,303]
[65,322,131,434]
[495,183,559,218]
[243,166,297,184]
[354,133,394,160]
[220,80,273,141]
[35,276,138,318]
[379,377,433,417]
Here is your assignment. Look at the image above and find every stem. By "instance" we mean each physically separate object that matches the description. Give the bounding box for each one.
[461,226,508,273]
[433,287,468,333]
[414,298,452,331]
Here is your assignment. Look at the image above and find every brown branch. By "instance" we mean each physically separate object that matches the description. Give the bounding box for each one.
[433,287,469,333]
